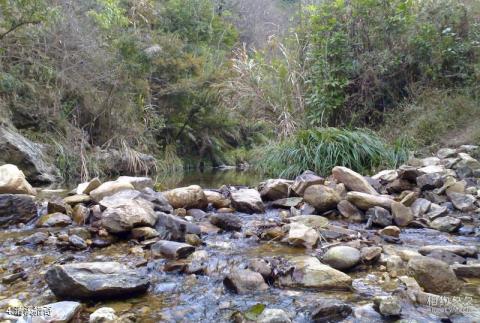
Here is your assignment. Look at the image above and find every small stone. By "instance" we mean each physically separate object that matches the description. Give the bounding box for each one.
[373,296,401,316]
[209,213,242,231]
[223,269,268,294]
[185,233,202,246]
[72,204,90,225]
[291,170,324,196]
[257,308,291,323]
[37,212,72,227]
[131,227,159,240]
[427,250,466,265]
[360,246,382,263]
[437,148,457,159]
[18,232,49,245]
[311,299,352,322]
[303,185,341,212]
[429,216,462,232]
[322,246,361,270]
[151,240,195,259]
[89,307,118,323]
[259,179,293,200]
[63,194,92,205]
[451,263,480,278]
[284,222,319,248]
[418,245,478,257]
[411,198,431,217]
[337,200,364,222]
[391,202,413,227]
[446,191,476,212]
[366,206,393,227]
[68,234,87,249]
[379,225,400,238]
[230,188,265,213]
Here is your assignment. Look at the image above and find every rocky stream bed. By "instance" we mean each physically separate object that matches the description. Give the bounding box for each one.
[1,146,480,322]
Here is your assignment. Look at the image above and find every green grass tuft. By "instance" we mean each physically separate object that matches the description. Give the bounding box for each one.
[253,127,410,178]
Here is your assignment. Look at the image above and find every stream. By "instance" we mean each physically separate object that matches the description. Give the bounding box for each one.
[1,169,480,322]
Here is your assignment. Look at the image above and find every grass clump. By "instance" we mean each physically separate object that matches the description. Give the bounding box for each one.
[253,128,410,179]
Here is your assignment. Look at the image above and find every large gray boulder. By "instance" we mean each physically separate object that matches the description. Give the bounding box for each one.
[155,212,201,241]
[407,256,462,293]
[0,127,59,183]
[276,256,352,290]
[231,188,265,213]
[303,185,341,213]
[163,185,208,209]
[332,166,378,195]
[0,194,37,227]
[0,164,36,195]
[101,198,157,233]
[322,246,361,270]
[45,262,150,300]
[291,171,324,196]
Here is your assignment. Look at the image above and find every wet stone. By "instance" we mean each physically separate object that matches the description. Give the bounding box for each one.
[68,234,88,249]
[17,232,49,245]
[223,269,268,294]
[373,296,401,317]
[322,246,361,270]
[151,240,195,259]
[366,206,393,228]
[209,213,242,231]
[311,299,352,322]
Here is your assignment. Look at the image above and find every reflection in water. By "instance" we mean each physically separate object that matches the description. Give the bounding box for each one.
[154,168,266,190]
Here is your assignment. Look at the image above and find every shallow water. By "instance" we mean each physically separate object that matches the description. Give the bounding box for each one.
[2,170,480,322]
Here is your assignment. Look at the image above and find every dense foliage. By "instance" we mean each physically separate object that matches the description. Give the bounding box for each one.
[1,0,478,181]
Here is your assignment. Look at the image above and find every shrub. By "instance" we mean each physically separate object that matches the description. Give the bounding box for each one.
[253,127,409,178]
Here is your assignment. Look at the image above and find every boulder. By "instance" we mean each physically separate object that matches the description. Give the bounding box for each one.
[117,176,153,190]
[284,222,319,248]
[0,127,59,183]
[63,194,91,206]
[20,301,82,323]
[437,148,457,159]
[322,246,360,270]
[259,179,292,200]
[75,178,101,195]
[332,166,378,195]
[72,204,90,225]
[0,164,36,195]
[151,240,195,259]
[451,264,480,278]
[311,299,352,322]
[155,212,201,241]
[47,197,72,215]
[18,232,49,245]
[346,192,394,210]
[223,269,268,294]
[418,245,478,257]
[101,199,157,233]
[276,256,352,290]
[89,181,135,202]
[291,170,324,196]
[209,213,242,231]
[231,188,265,213]
[89,307,118,323]
[360,246,382,263]
[37,212,72,227]
[303,185,341,212]
[337,200,364,222]
[204,190,230,209]
[163,185,208,210]
[141,188,173,213]
[45,262,150,300]
[407,256,462,293]
[366,206,393,227]
[427,250,466,265]
[429,216,462,233]
[372,169,398,183]
[391,202,413,227]
[0,194,37,227]
[446,191,476,212]
[411,198,431,218]
[272,197,303,209]
[416,173,443,191]
[289,215,329,230]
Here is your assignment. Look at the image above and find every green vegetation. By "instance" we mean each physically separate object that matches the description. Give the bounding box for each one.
[1,0,479,182]
[254,128,410,178]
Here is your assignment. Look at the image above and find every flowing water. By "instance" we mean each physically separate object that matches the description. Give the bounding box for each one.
[1,170,480,322]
